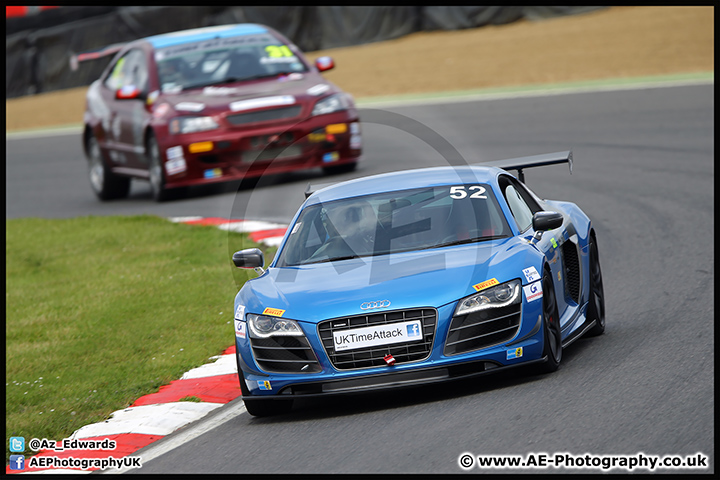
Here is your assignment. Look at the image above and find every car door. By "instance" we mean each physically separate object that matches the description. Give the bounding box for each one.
[499,175,570,327]
[101,48,150,169]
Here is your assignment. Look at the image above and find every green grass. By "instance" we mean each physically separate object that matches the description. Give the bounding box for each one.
[5,215,273,461]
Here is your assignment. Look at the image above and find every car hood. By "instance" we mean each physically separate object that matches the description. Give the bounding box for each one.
[158,72,341,114]
[238,237,537,324]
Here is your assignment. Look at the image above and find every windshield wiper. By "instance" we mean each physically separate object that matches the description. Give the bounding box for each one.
[420,235,507,250]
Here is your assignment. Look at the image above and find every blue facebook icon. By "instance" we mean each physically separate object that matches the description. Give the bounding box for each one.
[10,455,25,471]
[406,323,421,338]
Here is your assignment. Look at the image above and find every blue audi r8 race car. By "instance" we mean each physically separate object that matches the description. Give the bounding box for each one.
[232,151,605,416]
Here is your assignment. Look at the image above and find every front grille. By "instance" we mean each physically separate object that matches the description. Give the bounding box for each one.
[318,309,437,370]
[249,335,321,374]
[562,241,580,303]
[444,304,522,356]
[226,105,302,125]
[241,144,303,163]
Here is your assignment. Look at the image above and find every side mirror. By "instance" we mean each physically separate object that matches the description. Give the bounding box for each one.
[233,248,264,269]
[315,56,335,72]
[116,85,143,100]
[531,211,563,241]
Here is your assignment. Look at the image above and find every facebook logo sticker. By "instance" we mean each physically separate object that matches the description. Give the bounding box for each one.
[9,455,25,471]
[9,436,25,452]
[406,323,421,338]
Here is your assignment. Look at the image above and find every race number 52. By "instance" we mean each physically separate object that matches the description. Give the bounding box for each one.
[449,185,487,199]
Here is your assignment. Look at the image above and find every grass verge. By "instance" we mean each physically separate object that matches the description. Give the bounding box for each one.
[5,215,270,462]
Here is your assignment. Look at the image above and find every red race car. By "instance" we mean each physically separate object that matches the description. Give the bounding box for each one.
[77,24,362,201]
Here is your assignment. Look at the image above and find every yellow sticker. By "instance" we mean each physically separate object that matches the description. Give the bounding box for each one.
[326,123,348,134]
[189,141,213,153]
[308,132,326,143]
[472,278,499,292]
[263,307,285,317]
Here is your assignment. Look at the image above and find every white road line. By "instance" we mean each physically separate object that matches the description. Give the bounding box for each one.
[101,398,248,474]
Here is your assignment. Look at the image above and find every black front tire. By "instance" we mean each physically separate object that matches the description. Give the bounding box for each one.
[237,362,293,417]
[87,133,131,200]
[537,270,562,373]
[147,134,173,202]
[585,235,605,337]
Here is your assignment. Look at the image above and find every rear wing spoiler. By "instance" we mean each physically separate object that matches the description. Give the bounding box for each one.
[304,150,573,198]
[479,150,573,183]
[69,42,127,71]
[304,182,337,199]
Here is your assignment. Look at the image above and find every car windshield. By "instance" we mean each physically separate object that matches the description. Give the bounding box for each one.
[276,184,512,266]
[154,32,309,93]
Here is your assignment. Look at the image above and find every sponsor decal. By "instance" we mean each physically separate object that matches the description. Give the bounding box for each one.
[551,237,558,248]
[522,266,541,283]
[558,271,562,282]
[166,146,184,159]
[234,320,246,339]
[203,168,222,179]
[473,278,499,292]
[175,102,205,112]
[333,320,423,352]
[189,141,213,153]
[235,304,246,320]
[350,134,362,149]
[384,354,396,366]
[230,95,295,112]
[307,83,330,96]
[507,347,523,360]
[262,307,285,317]
[322,151,339,163]
[165,148,187,175]
[308,132,326,142]
[258,380,272,391]
[523,281,543,302]
[203,86,241,96]
[326,123,347,134]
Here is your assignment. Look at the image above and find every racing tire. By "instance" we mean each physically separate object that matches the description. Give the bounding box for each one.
[537,270,562,373]
[87,133,131,200]
[147,134,173,202]
[236,360,293,417]
[323,161,357,176]
[585,236,606,337]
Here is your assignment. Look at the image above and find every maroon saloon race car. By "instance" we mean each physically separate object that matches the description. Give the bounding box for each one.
[77,23,362,201]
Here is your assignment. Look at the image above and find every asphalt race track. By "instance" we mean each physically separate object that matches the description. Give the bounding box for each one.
[6,83,714,473]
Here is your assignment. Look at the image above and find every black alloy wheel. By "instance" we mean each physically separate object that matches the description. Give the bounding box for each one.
[87,133,130,200]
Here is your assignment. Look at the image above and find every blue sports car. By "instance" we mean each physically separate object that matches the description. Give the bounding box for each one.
[232,151,605,416]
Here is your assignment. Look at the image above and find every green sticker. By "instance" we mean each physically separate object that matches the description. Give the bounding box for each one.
[551,237,558,248]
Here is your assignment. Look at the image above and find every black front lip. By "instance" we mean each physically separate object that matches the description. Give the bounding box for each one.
[242,355,548,400]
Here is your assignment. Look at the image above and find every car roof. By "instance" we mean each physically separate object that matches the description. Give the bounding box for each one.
[143,24,270,49]
[306,165,507,205]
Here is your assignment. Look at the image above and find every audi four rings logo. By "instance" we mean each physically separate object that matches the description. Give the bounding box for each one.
[360,300,391,310]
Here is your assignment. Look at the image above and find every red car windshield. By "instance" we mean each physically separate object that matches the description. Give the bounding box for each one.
[155,33,309,92]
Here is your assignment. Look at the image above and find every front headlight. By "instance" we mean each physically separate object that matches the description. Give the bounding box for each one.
[169,116,219,134]
[247,313,303,338]
[311,93,351,116]
[454,279,522,316]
